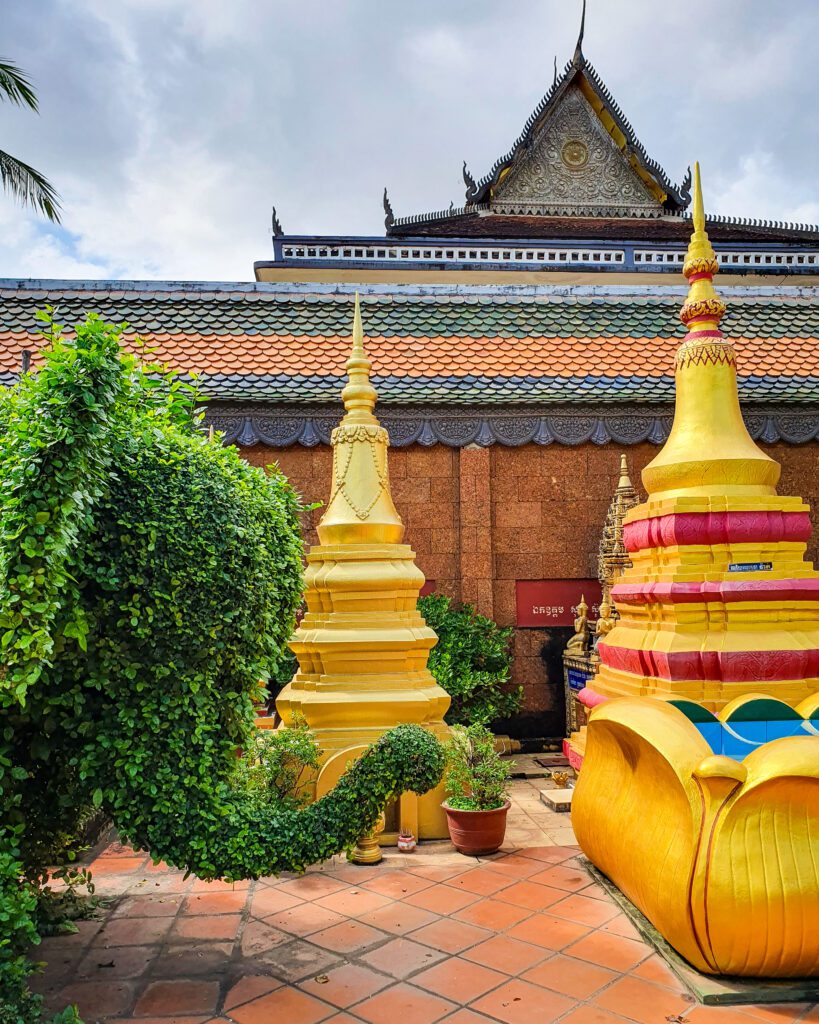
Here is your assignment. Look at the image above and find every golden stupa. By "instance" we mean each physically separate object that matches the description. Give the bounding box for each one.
[276,295,450,840]
[579,163,819,714]
[572,167,819,979]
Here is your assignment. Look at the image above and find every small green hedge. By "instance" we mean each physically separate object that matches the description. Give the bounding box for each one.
[419,594,521,727]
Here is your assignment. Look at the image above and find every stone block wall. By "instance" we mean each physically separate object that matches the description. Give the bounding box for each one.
[242,440,819,738]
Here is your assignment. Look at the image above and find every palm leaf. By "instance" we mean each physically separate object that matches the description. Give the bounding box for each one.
[0,150,61,222]
[0,59,38,110]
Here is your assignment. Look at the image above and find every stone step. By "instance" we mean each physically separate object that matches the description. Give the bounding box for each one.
[540,788,574,812]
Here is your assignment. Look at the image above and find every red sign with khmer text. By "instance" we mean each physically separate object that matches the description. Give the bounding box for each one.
[515,579,603,628]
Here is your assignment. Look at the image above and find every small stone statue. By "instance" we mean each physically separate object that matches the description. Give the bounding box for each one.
[566,594,590,653]
[594,594,616,642]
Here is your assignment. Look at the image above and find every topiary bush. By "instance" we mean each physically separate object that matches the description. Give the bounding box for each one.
[0,313,445,1022]
[419,594,521,727]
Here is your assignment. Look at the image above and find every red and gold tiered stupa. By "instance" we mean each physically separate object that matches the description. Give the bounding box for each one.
[578,164,819,716]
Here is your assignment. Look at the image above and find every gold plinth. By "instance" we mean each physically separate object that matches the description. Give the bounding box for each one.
[276,295,450,840]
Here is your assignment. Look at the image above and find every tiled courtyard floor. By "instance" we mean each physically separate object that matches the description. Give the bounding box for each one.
[32,781,815,1024]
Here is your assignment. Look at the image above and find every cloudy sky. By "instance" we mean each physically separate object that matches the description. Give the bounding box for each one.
[1,0,817,281]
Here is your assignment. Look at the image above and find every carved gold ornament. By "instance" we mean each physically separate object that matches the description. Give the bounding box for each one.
[561,139,589,168]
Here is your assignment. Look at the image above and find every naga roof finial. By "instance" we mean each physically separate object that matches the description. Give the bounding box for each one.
[573,0,587,66]
[271,205,283,237]
[383,187,395,229]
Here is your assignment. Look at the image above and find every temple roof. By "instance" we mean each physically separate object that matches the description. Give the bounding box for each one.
[385,44,692,237]
[0,281,816,408]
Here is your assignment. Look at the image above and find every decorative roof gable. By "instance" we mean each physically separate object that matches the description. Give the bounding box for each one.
[489,83,663,218]
[464,52,690,217]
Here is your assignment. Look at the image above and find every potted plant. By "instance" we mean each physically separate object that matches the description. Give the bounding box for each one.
[397,828,417,853]
[442,724,513,856]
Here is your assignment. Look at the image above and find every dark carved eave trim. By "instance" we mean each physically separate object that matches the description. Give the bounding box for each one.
[202,403,819,449]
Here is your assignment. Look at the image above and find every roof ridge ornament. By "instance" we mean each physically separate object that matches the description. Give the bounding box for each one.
[463,161,478,201]
[383,188,395,230]
[271,206,283,237]
[573,0,587,66]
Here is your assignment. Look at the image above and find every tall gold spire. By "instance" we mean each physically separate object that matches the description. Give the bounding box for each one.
[317,294,404,544]
[341,293,378,423]
[641,162,778,498]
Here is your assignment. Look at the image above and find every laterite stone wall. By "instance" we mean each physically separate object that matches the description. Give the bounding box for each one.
[242,441,819,739]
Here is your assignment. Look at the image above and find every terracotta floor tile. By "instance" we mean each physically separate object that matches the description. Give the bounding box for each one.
[593,976,693,1024]
[249,886,304,918]
[494,880,567,911]
[361,869,436,898]
[263,939,343,983]
[560,1006,636,1024]
[240,920,292,957]
[134,979,220,1016]
[444,869,515,896]
[189,877,251,892]
[515,846,579,864]
[522,953,617,999]
[315,888,394,918]
[439,1010,502,1024]
[95,842,141,859]
[685,1010,783,1024]
[300,963,392,1008]
[404,884,480,915]
[265,903,347,936]
[89,856,147,876]
[565,931,650,973]
[462,934,548,974]
[743,1006,813,1024]
[112,1017,209,1024]
[309,919,389,954]
[529,864,593,892]
[479,854,546,879]
[507,912,591,951]
[129,872,193,895]
[407,865,471,883]
[110,894,183,918]
[170,913,241,941]
[229,986,335,1024]
[365,900,439,934]
[453,898,532,931]
[151,941,233,977]
[223,975,283,1011]
[97,916,174,946]
[327,864,384,884]
[630,954,688,993]
[182,890,248,915]
[351,981,457,1024]
[412,918,493,954]
[412,957,507,1003]
[471,978,576,1024]
[601,915,644,942]
[55,980,135,1018]
[360,937,447,979]
[77,944,154,980]
[550,893,620,927]
[276,874,349,900]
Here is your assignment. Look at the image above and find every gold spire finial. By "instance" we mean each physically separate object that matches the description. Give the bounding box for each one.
[341,292,377,422]
[617,453,632,491]
[680,161,724,332]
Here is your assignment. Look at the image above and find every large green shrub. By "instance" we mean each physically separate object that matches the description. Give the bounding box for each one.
[0,314,444,1023]
[419,594,521,727]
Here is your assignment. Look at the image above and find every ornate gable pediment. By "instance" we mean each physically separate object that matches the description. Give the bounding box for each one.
[491,84,663,218]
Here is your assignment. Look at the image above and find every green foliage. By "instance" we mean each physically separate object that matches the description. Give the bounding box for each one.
[444,724,512,812]
[0,313,445,1022]
[419,594,521,727]
[234,713,321,810]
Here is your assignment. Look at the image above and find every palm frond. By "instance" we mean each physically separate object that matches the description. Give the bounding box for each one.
[0,59,38,110]
[0,150,61,222]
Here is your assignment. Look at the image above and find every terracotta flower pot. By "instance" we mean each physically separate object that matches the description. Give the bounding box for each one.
[443,800,511,856]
